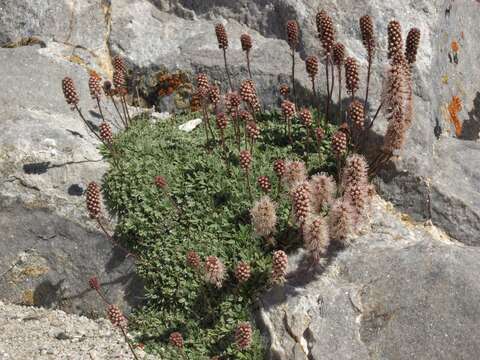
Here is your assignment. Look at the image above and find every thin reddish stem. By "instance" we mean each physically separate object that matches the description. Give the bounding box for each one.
[223,49,233,91]
[119,325,140,360]
[246,51,252,79]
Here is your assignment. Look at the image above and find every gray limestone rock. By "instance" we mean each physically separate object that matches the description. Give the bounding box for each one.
[0,46,141,316]
[259,197,480,360]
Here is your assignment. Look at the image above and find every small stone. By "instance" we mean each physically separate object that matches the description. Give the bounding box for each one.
[178,118,202,132]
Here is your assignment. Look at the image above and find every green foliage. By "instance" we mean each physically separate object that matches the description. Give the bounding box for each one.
[102,111,335,359]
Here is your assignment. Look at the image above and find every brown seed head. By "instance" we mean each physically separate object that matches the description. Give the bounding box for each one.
[349,100,365,129]
[197,73,210,97]
[332,42,346,66]
[216,112,228,130]
[245,79,257,93]
[169,332,184,348]
[305,56,319,78]
[240,80,257,105]
[286,20,299,49]
[281,100,296,120]
[388,20,403,60]
[292,182,311,226]
[226,92,242,114]
[319,13,335,54]
[186,251,201,269]
[250,94,261,113]
[196,73,210,96]
[257,176,272,193]
[273,159,286,178]
[208,85,221,105]
[239,150,252,171]
[215,23,229,49]
[360,15,376,58]
[62,77,79,108]
[405,28,421,64]
[345,57,359,95]
[89,72,102,99]
[271,250,288,283]
[246,121,260,140]
[316,10,328,36]
[239,110,253,123]
[112,56,126,74]
[382,56,413,152]
[240,33,253,52]
[113,70,126,93]
[332,130,348,156]
[299,108,313,127]
[235,262,251,283]
[107,304,127,328]
[99,122,113,144]
[235,322,253,350]
[86,182,101,219]
[112,56,127,90]
[279,84,290,98]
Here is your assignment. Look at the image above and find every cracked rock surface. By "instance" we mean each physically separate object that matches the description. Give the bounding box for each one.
[259,196,480,360]
[0,300,155,359]
[0,25,141,315]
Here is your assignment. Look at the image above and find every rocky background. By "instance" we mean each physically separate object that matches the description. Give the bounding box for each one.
[0,0,479,359]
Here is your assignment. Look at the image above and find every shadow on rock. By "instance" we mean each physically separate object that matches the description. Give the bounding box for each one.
[33,279,65,307]
[23,162,50,175]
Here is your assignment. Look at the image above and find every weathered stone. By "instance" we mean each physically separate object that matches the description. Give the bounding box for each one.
[178,118,202,132]
[259,197,480,359]
[110,0,310,105]
[0,0,113,75]
[0,46,141,316]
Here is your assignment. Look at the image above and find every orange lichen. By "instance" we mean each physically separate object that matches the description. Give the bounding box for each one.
[157,73,185,97]
[451,40,459,53]
[447,96,463,137]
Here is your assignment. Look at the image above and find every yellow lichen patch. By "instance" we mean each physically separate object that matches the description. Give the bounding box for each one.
[447,96,463,137]
[20,266,49,279]
[401,213,414,223]
[441,74,449,84]
[21,290,35,306]
[68,54,86,66]
[8,254,50,283]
